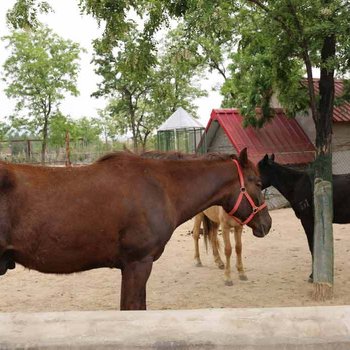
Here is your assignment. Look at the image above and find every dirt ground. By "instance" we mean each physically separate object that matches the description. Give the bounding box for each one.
[0,207,349,312]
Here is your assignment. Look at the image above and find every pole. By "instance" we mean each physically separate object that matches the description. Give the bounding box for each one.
[65,130,71,167]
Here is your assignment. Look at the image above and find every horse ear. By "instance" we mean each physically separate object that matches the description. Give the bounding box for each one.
[270,154,275,162]
[238,148,248,167]
[263,154,269,163]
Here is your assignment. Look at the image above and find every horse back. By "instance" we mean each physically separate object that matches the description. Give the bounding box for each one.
[0,158,174,273]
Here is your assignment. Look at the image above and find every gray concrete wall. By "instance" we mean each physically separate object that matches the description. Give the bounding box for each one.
[1,306,350,349]
[207,127,236,154]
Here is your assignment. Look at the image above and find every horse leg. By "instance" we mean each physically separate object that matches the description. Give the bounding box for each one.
[301,218,314,282]
[221,226,233,286]
[192,213,203,267]
[0,250,15,276]
[211,225,225,270]
[234,226,247,281]
[120,256,153,310]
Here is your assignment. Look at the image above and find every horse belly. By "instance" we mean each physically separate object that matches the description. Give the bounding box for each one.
[13,222,123,274]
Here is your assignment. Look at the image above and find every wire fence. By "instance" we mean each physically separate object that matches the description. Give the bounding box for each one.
[0,139,125,165]
[332,150,350,175]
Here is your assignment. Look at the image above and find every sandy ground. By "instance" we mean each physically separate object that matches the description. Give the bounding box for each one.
[0,207,349,312]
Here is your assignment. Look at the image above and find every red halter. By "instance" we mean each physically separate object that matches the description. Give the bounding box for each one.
[228,159,267,225]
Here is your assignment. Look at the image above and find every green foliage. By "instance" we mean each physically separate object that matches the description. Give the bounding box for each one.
[96,108,120,143]
[6,0,53,30]
[71,117,102,144]
[48,113,73,147]
[2,25,82,161]
[49,113,101,147]
[0,121,12,140]
[229,0,349,125]
[221,24,309,126]
[150,24,207,121]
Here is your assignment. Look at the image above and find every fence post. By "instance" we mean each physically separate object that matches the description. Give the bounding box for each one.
[65,130,71,167]
[26,140,31,161]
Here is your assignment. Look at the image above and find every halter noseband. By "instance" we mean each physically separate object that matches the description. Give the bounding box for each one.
[228,159,267,225]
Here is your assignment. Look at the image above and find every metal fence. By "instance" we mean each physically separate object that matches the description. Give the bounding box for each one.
[157,127,206,154]
[332,150,350,174]
[0,139,125,165]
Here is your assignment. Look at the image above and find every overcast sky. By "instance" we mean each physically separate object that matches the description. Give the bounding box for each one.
[0,0,223,127]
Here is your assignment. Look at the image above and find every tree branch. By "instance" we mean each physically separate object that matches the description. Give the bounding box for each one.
[246,0,293,36]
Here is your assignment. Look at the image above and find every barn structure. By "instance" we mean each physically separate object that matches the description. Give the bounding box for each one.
[294,79,350,174]
[157,107,205,153]
[205,108,315,165]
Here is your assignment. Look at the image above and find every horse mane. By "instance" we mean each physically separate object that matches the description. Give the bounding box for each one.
[140,150,196,160]
[96,151,138,163]
[140,150,235,161]
[96,149,236,163]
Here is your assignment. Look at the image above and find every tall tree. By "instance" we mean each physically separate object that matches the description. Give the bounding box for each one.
[93,23,205,151]
[149,24,207,123]
[92,23,158,151]
[2,26,82,163]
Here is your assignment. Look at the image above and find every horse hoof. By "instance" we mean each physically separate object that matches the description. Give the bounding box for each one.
[308,273,313,283]
[217,263,225,270]
[225,280,233,286]
[239,275,248,281]
[195,262,203,267]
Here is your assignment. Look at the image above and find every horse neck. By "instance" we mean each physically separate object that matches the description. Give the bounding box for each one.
[269,163,304,202]
[167,159,238,227]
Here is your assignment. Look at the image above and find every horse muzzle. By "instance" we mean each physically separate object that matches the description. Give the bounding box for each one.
[252,218,272,238]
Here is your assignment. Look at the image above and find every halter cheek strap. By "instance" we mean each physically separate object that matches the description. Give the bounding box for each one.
[228,159,267,225]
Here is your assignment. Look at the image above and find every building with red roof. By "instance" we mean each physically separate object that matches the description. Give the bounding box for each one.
[205,108,315,166]
[203,79,350,174]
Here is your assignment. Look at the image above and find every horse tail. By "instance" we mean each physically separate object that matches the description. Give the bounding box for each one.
[202,215,220,253]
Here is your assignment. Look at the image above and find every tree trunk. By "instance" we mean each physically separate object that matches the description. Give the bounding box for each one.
[312,33,335,301]
[132,131,138,152]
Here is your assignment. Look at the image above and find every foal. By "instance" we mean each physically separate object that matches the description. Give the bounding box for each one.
[192,206,246,286]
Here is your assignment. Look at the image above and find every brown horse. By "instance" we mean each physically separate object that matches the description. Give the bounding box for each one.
[141,150,247,285]
[0,148,271,310]
[192,206,246,286]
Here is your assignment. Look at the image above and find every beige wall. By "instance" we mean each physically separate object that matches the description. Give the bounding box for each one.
[295,112,350,174]
[333,123,350,151]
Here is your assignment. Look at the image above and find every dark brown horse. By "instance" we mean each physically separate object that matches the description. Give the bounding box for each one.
[0,149,271,310]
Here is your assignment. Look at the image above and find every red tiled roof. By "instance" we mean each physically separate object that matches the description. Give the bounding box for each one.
[304,79,350,122]
[208,109,315,165]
